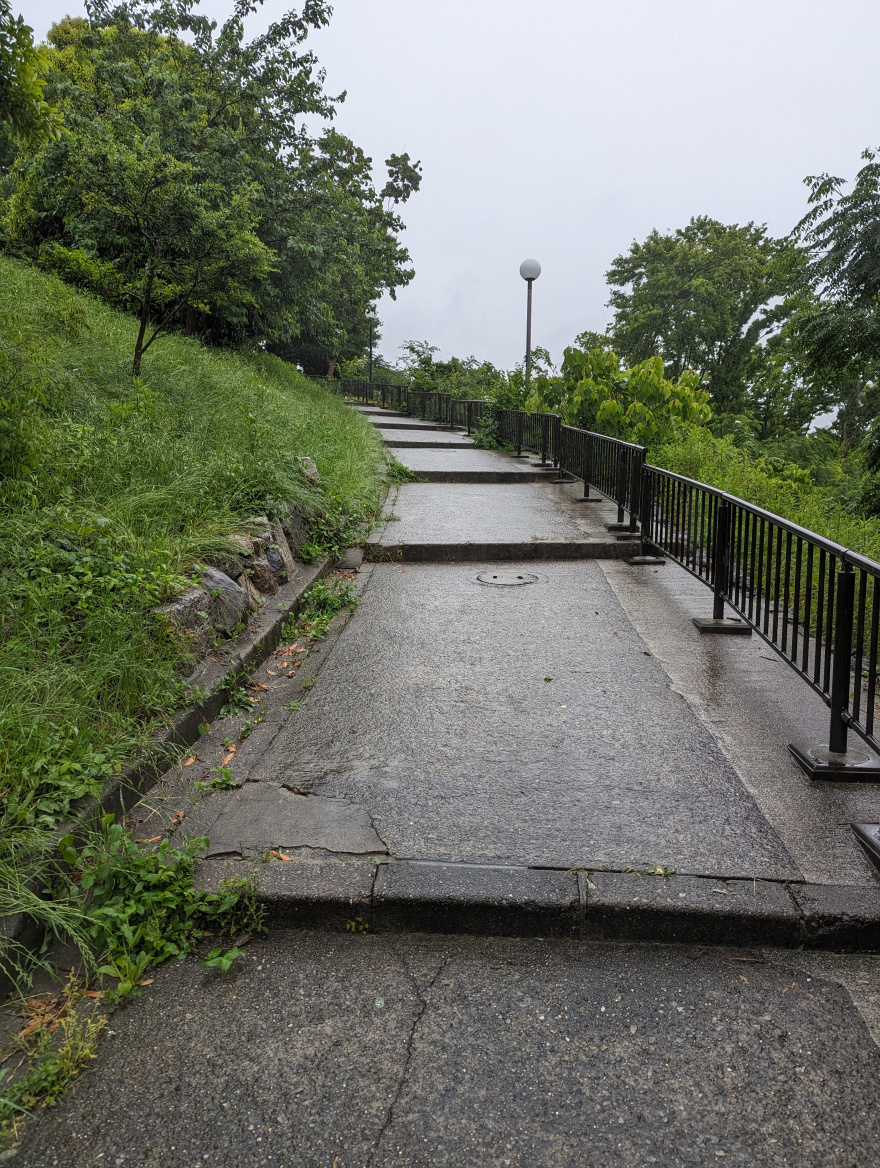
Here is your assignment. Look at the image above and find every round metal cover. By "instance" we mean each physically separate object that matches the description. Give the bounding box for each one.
[476,571,539,587]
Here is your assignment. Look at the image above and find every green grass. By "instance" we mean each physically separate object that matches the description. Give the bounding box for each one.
[0,256,385,947]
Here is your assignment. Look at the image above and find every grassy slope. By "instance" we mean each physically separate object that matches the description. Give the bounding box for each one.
[0,258,385,836]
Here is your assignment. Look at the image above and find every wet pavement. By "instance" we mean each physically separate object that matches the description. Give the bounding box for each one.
[238,560,798,879]
[13,398,880,1165]
[16,931,880,1168]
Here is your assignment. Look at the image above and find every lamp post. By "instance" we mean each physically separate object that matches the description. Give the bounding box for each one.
[519,258,541,382]
[368,318,374,384]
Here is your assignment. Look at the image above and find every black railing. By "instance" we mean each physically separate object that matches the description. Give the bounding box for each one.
[338,382,880,765]
[641,465,880,765]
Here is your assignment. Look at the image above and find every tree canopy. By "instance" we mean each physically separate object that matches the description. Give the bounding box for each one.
[1,1,420,374]
[606,216,801,417]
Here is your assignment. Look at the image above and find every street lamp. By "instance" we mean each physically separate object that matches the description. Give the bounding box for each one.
[519,258,541,382]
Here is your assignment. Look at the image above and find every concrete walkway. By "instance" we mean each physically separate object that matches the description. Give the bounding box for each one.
[18,400,880,1167]
[147,401,879,925]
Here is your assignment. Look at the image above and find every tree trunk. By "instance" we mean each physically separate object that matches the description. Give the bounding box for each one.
[132,259,156,377]
[326,357,338,379]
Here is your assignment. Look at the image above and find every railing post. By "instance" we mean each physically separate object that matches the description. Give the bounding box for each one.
[713,499,730,620]
[583,434,592,498]
[639,465,652,538]
[515,411,524,458]
[616,448,626,525]
[829,564,855,754]
[381,384,387,409]
[628,450,642,533]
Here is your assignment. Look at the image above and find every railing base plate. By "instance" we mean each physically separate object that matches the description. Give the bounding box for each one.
[627,556,666,565]
[852,824,880,873]
[692,618,752,636]
[573,496,602,503]
[605,522,632,531]
[789,743,880,782]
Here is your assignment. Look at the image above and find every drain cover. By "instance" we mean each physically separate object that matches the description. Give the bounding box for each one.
[476,571,539,586]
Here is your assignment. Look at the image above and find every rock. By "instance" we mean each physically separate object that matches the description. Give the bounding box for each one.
[240,574,263,611]
[203,533,253,581]
[243,516,272,555]
[154,586,213,656]
[270,519,298,581]
[278,509,309,557]
[194,566,250,637]
[249,555,278,595]
[298,456,320,483]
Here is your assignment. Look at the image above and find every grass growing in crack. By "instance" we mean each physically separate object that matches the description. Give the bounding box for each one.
[386,456,422,484]
[281,575,360,646]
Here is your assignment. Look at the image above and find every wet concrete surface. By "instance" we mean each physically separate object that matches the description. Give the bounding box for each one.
[16,931,880,1168]
[247,561,798,878]
[378,429,474,448]
[392,447,549,480]
[369,483,591,545]
[599,559,880,886]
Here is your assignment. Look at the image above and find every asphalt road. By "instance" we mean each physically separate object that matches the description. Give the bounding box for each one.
[15,931,880,1168]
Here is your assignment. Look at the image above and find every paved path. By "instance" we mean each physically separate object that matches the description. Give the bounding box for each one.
[163,402,879,888]
[17,932,880,1167]
[16,400,880,1165]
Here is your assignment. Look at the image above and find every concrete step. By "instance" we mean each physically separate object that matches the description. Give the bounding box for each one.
[391,448,554,483]
[380,435,476,449]
[196,857,880,950]
[364,539,638,561]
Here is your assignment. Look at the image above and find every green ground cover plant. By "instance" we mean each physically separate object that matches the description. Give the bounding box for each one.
[0,256,384,969]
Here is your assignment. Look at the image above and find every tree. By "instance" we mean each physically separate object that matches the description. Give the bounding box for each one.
[2,2,420,374]
[0,2,62,146]
[606,217,801,416]
[789,148,880,448]
[526,346,711,447]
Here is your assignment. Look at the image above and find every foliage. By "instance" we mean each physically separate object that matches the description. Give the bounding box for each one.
[281,572,359,644]
[3,2,420,375]
[0,1003,105,1142]
[654,426,880,557]
[790,148,880,449]
[0,2,62,146]
[396,340,511,400]
[606,216,802,415]
[0,260,383,960]
[526,346,711,446]
[58,816,264,1001]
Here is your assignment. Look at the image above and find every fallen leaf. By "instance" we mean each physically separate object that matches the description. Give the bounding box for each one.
[144,835,163,843]
[266,668,277,676]
[270,850,291,861]
[139,979,154,987]
[222,744,237,765]
[183,756,197,767]
[287,671,295,677]
[83,990,105,999]
[643,651,651,656]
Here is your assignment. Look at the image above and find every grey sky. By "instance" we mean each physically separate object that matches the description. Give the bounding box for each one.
[28,0,880,370]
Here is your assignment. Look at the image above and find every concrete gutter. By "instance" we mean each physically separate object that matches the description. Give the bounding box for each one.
[195,857,880,952]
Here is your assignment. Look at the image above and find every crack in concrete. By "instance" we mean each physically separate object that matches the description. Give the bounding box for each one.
[365,948,451,1166]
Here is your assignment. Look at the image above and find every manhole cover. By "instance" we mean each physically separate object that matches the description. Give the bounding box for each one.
[476,571,539,586]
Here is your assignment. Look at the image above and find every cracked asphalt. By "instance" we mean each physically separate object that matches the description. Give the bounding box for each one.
[15,931,880,1168]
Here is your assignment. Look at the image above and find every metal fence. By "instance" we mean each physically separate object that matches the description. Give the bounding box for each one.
[338,381,880,767]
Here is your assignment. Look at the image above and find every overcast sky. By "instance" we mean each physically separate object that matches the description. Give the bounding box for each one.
[28,0,880,370]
